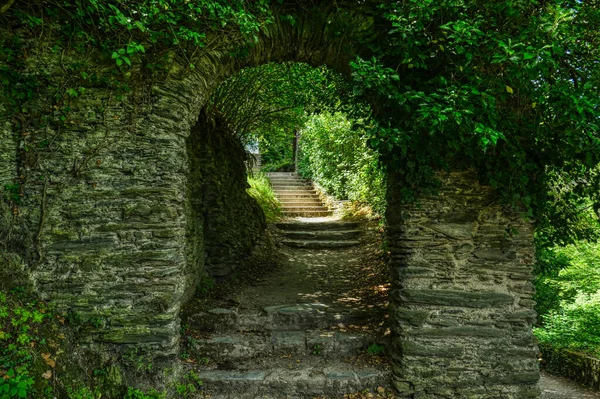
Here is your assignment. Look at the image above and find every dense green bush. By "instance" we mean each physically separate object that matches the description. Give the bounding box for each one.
[534,241,600,356]
[247,173,282,223]
[297,112,386,217]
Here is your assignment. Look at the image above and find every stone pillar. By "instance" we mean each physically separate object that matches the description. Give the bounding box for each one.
[387,170,540,399]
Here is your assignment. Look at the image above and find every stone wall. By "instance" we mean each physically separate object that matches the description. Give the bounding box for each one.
[386,170,540,399]
[187,109,266,281]
[0,102,15,187]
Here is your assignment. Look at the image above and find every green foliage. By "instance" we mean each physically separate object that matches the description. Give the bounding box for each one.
[124,387,165,399]
[195,275,216,298]
[298,112,386,217]
[175,371,203,397]
[122,348,153,373]
[535,291,600,357]
[2,184,20,204]
[0,289,65,399]
[350,0,600,223]
[367,344,386,356]
[207,62,360,170]
[535,167,600,248]
[534,241,600,356]
[0,368,34,398]
[247,173,281,223]
[64,386,102,399]
[312,344,322,356]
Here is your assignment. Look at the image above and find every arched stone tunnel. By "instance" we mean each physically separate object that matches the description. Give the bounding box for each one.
[0,4,540,398]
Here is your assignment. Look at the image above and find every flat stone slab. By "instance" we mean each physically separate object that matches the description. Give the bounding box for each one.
[195,365,391,398]
[189,303,387,333]
[189,330,375,361]
[282,239,360,249]
[281,230,361,241]
[276,221,360,231]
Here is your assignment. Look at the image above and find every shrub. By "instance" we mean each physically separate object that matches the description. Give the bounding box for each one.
[297,112,386,217]
[534,241,600,356]
[247,173,282,223]
[0,289,64,399]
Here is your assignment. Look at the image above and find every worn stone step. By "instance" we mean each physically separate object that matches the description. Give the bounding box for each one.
[280,230,361,241]
[282,206,330,212]
[188,304,385,333]
[278,199,323,205]
[275,191,319,197]
[281,239,360,249]
[273,186,316,191]
[279,204,326,209]
[270,178,308,183]
[267,172,298,177]
[282,211,333,217]
[271,179,311,187]
[188,330,377,361]
[277,193,322,200]
[194,365,391,398]
[276,221,360,231]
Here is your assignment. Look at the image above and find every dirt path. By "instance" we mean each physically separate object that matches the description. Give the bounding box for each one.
[208,219,390,315]
[540,372,600,398]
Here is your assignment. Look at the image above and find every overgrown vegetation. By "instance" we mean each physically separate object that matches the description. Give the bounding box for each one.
[533,170,600,359]
[0,289,63,399]
[353,0,600,227]
[247,172,281,223]
[534,241,600,357]
[297,112,386,217]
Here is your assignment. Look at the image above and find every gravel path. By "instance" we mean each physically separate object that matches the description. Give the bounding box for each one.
[541,371,600,398]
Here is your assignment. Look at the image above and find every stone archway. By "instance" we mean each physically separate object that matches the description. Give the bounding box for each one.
[0,3,540,397]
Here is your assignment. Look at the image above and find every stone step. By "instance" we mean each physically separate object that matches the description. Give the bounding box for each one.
[272,185,315,191]
[281,206,330,212]
[277,193,322,199]
[278,199,323,205]
[281,239,360,249]
[279,204,326,209]
[194,365,391,398]
[275,191,319,197]
[276,221,360,231]
[280,230,361,241]
[282,210,333,217]
[188,304,386,333]
[269,178,308,183]
[188,330,379,361]
[266,172,298,177]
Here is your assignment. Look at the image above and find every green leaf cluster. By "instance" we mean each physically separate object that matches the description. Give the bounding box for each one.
[534,241,600,356]
[350,0,600,222]
[0,290,62,399]
[298,112,386,217]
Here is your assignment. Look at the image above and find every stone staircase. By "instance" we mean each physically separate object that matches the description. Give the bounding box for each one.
[267,172,361,249]
[186,304,391,398]
[267,172,332,218]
